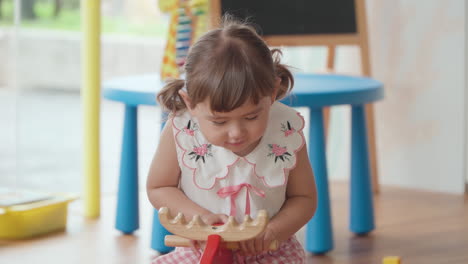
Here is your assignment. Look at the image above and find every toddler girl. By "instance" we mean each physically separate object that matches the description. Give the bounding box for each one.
[147,17,317,264]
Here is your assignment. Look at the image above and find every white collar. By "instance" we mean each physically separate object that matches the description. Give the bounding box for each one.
[172,102,305,190]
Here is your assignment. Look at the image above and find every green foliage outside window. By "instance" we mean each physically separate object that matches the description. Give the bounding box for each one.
[0,0,167,37]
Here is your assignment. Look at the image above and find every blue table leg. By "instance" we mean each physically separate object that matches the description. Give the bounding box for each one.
[151,111,174,253]
[350,105,375,234]
[116,105,139,234]
[151,209,174,253]
[305,108,333,254]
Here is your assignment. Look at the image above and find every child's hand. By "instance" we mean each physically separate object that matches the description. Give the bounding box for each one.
[238,225,279,255]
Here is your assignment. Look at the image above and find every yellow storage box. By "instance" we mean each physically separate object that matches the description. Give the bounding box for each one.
[0,194,76,239]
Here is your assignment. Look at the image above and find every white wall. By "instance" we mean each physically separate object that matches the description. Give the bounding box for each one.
[283,0,467,194]
[366,0,465,193]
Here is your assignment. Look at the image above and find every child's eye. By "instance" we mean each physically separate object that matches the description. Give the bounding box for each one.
[212,120,227,125]
[246,115,258,121]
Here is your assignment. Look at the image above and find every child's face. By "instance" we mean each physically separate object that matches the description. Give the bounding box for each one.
[188,96,273,156]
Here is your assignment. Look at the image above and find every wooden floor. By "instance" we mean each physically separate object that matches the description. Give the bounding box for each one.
[1,182,467,264]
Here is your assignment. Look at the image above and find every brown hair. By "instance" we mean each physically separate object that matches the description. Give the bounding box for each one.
[157,16,294,114]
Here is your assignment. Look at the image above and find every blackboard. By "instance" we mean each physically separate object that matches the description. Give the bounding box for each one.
[211,0,366,46]
[220,0,357,36]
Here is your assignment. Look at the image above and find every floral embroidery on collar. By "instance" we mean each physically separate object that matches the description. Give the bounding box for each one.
[172,102,305,190]
[267,144,292,163]
[183,120,198,136]
[188,143,212,163]
[281,121,296,137]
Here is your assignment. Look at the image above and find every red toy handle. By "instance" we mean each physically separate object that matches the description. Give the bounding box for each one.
[200,234,221,264]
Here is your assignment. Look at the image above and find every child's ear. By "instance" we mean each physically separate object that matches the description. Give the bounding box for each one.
[178,89,194,111]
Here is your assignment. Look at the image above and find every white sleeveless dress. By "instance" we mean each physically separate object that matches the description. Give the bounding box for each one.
[153,102,307,264]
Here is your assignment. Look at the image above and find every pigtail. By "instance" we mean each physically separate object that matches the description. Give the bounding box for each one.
[271,49,294,100]
[156,79,187,114]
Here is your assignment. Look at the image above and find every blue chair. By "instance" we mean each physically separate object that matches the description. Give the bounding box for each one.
[103,72,384,254]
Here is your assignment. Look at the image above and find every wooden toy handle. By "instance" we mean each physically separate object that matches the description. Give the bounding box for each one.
[165,235,279,250]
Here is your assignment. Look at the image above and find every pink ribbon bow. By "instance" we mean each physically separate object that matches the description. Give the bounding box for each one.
[217,183,265,217]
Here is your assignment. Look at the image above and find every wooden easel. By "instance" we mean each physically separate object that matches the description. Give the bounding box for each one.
[209,0,380,193]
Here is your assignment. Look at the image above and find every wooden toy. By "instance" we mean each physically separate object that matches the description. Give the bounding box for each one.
[158,207,278,263]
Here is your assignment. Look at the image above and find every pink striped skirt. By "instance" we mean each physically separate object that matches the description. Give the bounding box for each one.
[152,236,305,264]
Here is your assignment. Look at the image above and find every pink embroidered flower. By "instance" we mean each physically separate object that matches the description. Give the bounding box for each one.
[184,120,197,136]
[268,144,292,163]
[281,121,296,137]
[184,128,195,136]
[188,144,212,163]
[271,144,287,156]
[193,144,208,156]
[284,128,296,137]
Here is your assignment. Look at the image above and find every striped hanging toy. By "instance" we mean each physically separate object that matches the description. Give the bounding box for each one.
[158,0,208,81]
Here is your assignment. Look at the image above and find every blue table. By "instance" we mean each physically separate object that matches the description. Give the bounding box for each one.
[283,73,383,253]
[103,73,384,254]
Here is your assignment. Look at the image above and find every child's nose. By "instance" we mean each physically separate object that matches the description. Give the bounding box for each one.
[228,123,247,139]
